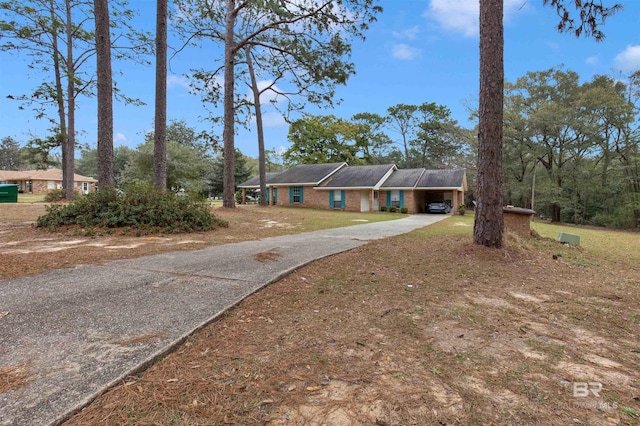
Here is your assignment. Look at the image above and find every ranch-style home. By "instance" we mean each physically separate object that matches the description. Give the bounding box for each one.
[0,169,97,195]
[238,163,467,214]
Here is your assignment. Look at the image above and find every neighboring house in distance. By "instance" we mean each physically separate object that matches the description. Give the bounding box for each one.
[239,163,467,214]
[0,169,97,195]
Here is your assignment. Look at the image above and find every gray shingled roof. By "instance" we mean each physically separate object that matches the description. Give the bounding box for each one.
[269,162,346,184]
[416,169,466,188]
[380,168,425,188]
[238,172,281,188]
[320,164,395,188]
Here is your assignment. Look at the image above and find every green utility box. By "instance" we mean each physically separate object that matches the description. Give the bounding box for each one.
[0,184,19,203]
[558,232,580,246]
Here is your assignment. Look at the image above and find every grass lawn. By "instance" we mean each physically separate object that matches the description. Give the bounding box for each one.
[64,214,640,425]
[17,193,46,203]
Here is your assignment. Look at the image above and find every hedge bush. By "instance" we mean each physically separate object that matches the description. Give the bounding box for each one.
[380,206,387,212]
[389,206,397,213]
[37,184,228,233]
[400,207,409,214]
[44,188,65,202]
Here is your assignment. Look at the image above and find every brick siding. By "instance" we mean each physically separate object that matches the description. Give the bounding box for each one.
[504,212,533,237]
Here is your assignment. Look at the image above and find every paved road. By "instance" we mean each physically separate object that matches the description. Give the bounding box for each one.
[0,214,448,426]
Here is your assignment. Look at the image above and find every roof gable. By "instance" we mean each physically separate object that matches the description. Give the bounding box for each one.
[320,164,396,188]
[380,168,425,188]
[269,162,346,185]
[237,172,282,188]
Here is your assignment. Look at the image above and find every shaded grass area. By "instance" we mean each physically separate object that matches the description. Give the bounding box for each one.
[66,216,640,425]
[17,194,46,203]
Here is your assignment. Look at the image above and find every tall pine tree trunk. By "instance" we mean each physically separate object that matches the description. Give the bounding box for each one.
[63,0,75,200]
[245,47,267,207]
[154,0,167,190]
[94,0,114,187]
[51,0,67,188]
[474,0,504,248]
[222,0,236,208]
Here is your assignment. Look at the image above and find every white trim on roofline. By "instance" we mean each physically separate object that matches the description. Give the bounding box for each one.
[269,182,319,186]
[314,186,376,191]
[413,169,426,189]
[373,165,398,190]
[414,186,464,191]
[315,162,348,185]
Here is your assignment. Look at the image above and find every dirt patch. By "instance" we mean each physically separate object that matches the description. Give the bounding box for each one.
[113,333,167,346]
[65,227,640,425]
[0,364,30,393]
[255,248,281,263]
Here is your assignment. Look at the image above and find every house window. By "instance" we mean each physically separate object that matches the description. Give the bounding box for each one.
[333,190,342,208]
[47,181,55,189]
[390,190,400,208]
[292,186,302,203]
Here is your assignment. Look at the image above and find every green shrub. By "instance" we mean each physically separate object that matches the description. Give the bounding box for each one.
[380,205,387,212]
[37,184,228,233]
[44,189,65,202]
[400,207,409,214]
[389,206,397,213]
[458,205,466,216]
[235,190,243,205]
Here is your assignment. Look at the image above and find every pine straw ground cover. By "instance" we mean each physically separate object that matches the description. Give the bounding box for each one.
[63,215,640,426]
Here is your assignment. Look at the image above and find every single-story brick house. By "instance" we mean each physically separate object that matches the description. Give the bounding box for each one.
[0,169,97,195]
[239,163,467,214]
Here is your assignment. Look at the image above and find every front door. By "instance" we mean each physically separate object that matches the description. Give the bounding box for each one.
[373,191,379,211]
[360,191,370,212]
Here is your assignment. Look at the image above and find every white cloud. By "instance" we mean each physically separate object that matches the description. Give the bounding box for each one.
[586,55,599,65]
[392,25,420,40]
[275,145,287,155]
[167,75,190,90]
[614,45,640,72]
[392,43,420,60]
[113,132,127,144]
[424,0,525,38]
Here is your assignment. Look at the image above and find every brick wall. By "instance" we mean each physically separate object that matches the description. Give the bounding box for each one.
[27,180,95,195]
[342,190,360,212]
[275,185,329,210]
[379,190,416,213]
[504,212,532,237]
[31,180,54,194]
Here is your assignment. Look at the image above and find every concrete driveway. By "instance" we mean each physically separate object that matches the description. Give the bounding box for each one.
[0,214,448,426]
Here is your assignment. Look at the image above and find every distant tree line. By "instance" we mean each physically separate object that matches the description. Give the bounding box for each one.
[283,102,475,170]
[0,121,266,199]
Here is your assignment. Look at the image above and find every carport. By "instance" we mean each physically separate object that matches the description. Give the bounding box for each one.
[413,170,467,214]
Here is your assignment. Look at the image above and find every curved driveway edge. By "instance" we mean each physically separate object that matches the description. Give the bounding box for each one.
[0,214,447,426]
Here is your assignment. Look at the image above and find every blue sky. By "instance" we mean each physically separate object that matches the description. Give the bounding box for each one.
[1,0,640,159]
